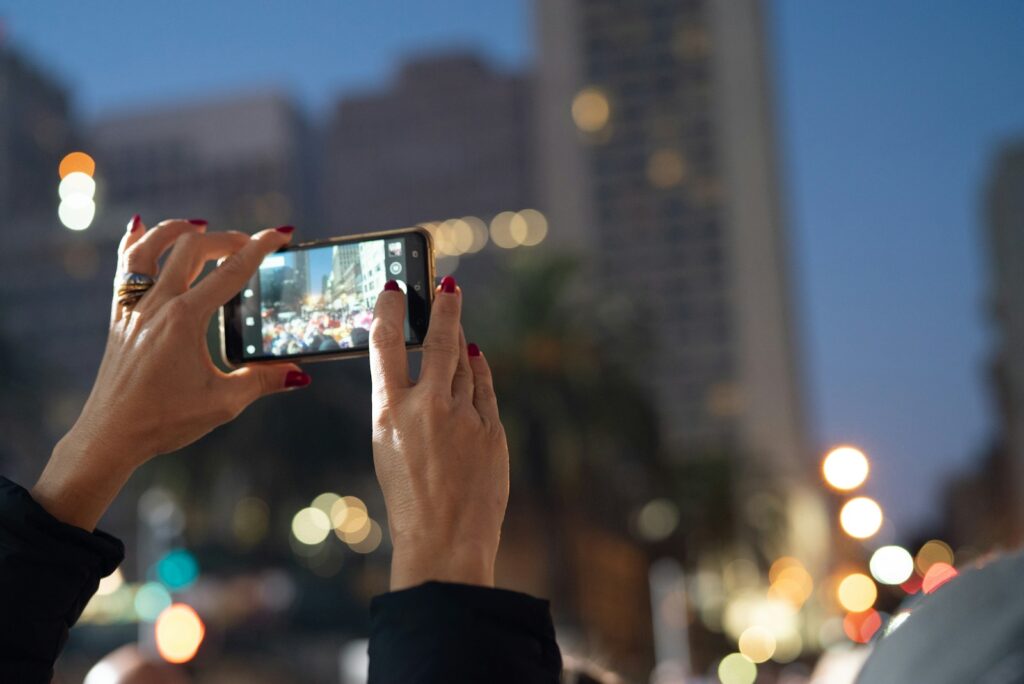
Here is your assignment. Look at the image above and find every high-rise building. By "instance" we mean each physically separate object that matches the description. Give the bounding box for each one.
[0,40,73,222]
[324,53,532,234]
[89,91,317,233]
[985,141,1024,544]
[535,0,807,474]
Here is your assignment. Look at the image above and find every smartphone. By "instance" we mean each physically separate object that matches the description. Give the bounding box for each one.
[221,227,434,365]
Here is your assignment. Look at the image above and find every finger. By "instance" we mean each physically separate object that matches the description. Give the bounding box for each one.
[222,363,311,411]
[452,326,473,401]
[122,218,208,277]
[467,343,501,426]
[182,226,294,317]
[419,275,462,389]
[152,231,250,299]
[369,280,412,405]
[112,214,147,322]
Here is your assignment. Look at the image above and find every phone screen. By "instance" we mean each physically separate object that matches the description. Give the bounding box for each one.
[223,230,431,363]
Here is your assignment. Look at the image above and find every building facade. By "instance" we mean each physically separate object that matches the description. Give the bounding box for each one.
[535,0,807,476]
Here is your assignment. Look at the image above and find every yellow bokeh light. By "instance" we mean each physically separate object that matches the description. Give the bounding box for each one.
[462,216,489,253]
[767,565,814,606]
[768,557,802,583]
[822,446,870,490]
[836,573,877,612]
[647,149,687,188]
[154,604,205,664]
[571,87,610,133]
[738,626,776,663]
[59,151,95,178]
[869,545,914,585]
[96,568,124,596]
[490,211,519,249]
[330,496,368,532]
[311,492,341,517]
[839,496,883,539]
[510,208,548,247]
[717,653,757,684]
[915,539,954,575]
[291,507,331,545]
[350,519,384,554]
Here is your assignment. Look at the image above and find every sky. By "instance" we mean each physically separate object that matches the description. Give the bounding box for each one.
[2,1,1023,534]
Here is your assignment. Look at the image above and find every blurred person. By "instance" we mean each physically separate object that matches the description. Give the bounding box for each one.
[0,218,561,683]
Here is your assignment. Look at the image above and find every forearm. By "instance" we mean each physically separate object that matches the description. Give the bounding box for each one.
[32,426,141,531]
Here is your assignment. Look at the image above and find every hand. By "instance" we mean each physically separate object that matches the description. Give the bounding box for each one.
[32,217,311,530]
[369,275,509,590]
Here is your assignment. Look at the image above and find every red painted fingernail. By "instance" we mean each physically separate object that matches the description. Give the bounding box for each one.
[384,280,400,292]
[275,225,295,234]
[440,275,457,293]
[188,219,208,226]
[285,370,311,388]
[468,342,481,357]
[127,214,142,233]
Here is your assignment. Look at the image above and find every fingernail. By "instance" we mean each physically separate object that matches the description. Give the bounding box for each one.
[275,225,295,234]
[127,214,142,233]
[188,219,208,226]
[384,280,400,292]
[440,275,457,293]
[468,342,481,357]
[285,370,311,388]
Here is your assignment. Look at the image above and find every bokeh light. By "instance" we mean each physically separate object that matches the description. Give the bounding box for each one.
[462,216,489,253]
[839,496,883,539]
[134,582,172,621]
[349,519,384,554]
[58,171,96,200]
[647,149,686,188]
[915,539,954,575]
[843,609,882,644]
[509,209,548,246]
[836,573,877,612]
[58,151,95,178]
[291,507,331,545]
[490,211,519,248]
[571,87,610,133]
[157,549,199,590]
[922,562,958,594]
[738,625,776,663]
[155,603,205,664]
[311,492,341,517]
[869,545,914,585]
[58,195,96,231]
[767,564,814,607]
[717,653,757,684]
[822,446,870,491]
[96,568,124,597]
[636,498,679,542]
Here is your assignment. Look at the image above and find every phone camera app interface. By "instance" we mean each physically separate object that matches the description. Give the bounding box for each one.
[240,238,409,358]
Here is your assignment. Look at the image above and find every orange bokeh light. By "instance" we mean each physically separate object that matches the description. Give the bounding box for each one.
[843,609,881,643]
[59,151,96,179]
[922,562,958,594]
[155,603,205,664]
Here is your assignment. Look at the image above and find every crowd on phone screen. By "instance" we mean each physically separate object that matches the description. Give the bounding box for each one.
[262,306,373,355]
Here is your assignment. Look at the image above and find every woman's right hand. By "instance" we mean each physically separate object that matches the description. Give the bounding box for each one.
[369,275,510,590]
[33,217,310,531]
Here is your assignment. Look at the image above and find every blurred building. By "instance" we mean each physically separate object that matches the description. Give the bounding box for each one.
[0,39,73,221]
[324,53,532,235]
[90,91,318,232]
[983,141,1024,545]
[535,0,807,474]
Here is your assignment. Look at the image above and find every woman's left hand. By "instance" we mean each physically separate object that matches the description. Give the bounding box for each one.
[33,217,310,530]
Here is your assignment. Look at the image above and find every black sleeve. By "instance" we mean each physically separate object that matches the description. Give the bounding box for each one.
[0,477,124,684]
[368,581,562,684]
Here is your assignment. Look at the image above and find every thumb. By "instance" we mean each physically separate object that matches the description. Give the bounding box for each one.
[226,363,311,405]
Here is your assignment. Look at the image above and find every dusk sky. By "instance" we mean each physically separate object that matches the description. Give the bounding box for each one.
[2,1,1023,535]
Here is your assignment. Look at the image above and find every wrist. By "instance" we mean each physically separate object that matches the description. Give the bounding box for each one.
[32,427,141,531]
[390,538,496,591]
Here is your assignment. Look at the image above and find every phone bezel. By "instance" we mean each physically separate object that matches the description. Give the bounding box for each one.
[220,226,435,366]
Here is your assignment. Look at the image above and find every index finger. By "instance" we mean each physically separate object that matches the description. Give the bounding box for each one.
[182,226,294,317]
[369,280,411,405]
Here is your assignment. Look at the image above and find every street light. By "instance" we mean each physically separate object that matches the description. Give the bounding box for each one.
[822,446,870,491]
